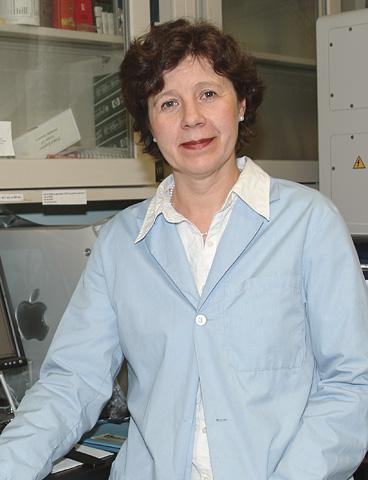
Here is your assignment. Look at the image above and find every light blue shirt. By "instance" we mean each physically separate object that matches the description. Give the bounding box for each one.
[1,160,368,480]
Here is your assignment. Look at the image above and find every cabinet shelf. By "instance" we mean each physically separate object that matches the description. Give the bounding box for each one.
[250,48,316,69]
[0,157,157,204]
[0,23,124,48]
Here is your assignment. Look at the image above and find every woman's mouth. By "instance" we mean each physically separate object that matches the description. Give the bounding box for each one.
[180,138,214,150]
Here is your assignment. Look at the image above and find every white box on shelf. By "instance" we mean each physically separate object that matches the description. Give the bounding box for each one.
[0,0,40,26]
[13,109,81,158]
[0,121,15,157]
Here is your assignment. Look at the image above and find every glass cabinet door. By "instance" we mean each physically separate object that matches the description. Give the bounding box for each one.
[0,1,156,204]
[221,0,319,163]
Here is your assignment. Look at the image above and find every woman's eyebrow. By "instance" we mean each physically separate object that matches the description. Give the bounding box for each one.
[152,89,177,106]
[153,81,225,105]
[195,80,224,90]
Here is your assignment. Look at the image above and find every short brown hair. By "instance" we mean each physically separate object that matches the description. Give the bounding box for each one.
[120,18,264,161]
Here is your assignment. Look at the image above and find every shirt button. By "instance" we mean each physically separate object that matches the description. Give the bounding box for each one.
[206,240,213,247]
[202,427,207,434]
[195,314,207,326]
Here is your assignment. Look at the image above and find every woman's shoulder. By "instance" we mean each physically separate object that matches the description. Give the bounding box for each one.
[97,198,152,241]
[271,176,342,226]
[273,177,333,207]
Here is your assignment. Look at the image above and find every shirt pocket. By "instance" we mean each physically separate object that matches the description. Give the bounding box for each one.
[224,275,306,372]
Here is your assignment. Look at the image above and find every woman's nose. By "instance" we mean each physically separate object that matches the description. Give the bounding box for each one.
[181,101,205,128]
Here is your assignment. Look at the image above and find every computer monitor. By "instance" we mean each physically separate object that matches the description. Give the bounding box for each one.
[0,224,98,385]
[0,257,27,371]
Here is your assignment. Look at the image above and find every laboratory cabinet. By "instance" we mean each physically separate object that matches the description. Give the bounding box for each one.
[0,1,157,205]
[0,0,320,209]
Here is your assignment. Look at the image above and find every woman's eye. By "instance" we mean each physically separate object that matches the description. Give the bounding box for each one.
[202,90,217,100]
[161,100,178,110]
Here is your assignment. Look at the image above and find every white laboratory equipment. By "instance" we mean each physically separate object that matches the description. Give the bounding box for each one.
[317,8,368,235]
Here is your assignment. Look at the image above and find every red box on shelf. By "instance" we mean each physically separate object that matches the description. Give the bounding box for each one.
[75,0,94,32]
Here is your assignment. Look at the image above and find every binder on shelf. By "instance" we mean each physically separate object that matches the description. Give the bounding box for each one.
[93,72,129,150]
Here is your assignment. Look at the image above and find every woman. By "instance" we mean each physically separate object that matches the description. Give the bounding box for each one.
[0,18,368,480]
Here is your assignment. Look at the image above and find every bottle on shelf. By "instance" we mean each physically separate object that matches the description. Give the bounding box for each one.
[94,5,103,33]
[93,0,118,35]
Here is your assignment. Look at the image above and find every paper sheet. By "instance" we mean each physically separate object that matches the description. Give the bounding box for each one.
[51,458,82,474]
[75,443,114,459]
[0,121,15,157]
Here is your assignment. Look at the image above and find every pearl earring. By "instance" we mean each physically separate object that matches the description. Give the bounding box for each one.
[239,116,244,122]
[153,137,157,143]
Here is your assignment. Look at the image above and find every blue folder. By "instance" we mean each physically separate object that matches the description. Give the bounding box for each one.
[82,421,129,453]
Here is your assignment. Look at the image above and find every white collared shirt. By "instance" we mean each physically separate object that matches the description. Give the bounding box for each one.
[135,157,270,244]
[136,157,270,479]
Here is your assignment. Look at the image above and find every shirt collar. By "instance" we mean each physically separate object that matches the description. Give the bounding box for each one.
[233,156,270,220]
[135,156,270,243]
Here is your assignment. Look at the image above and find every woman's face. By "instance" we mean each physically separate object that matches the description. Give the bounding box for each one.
[148,56,245,181]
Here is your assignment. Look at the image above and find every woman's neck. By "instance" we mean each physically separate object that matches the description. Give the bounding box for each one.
[171,165,240,234]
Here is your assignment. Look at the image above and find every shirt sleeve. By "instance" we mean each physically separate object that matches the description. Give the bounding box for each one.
[270,198,368,480]
[0,233,123,480]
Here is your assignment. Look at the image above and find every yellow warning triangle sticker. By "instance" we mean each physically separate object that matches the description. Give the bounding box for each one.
[353,156,366,169]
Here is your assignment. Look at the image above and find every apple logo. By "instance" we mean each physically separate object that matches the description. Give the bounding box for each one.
[16,288,49,341]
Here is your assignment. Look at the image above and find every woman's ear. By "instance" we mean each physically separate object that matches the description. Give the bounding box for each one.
[239,99,246,120]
